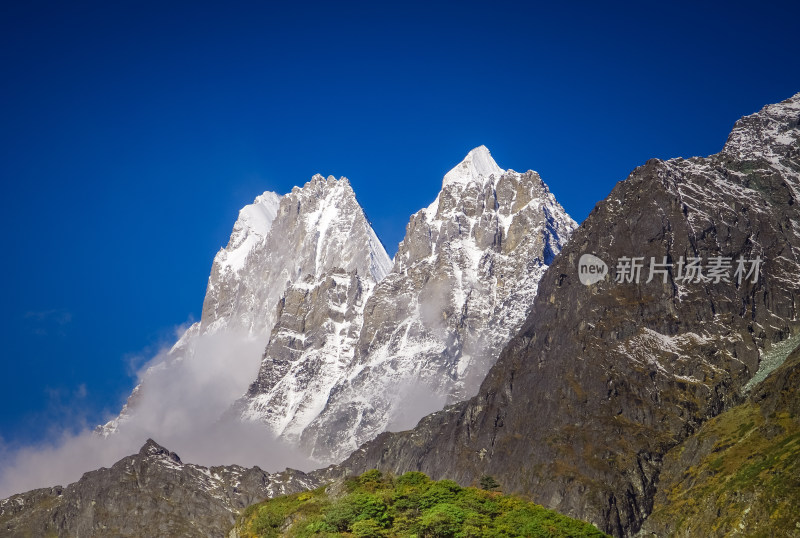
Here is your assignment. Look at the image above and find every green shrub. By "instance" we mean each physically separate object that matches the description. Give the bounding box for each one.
[325,493,390,531]
[418,480,461,510]
[396,471,430,487]
[419,503,466,537]
[479,475,501,491]
[359,469,384,484]
[298,519,337,536]
[250,505,284,535]
[351,518,386,537]
[324,499,358,531]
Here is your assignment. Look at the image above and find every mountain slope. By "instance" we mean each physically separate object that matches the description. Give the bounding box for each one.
[237,269,376,442]
[336,94,800,536]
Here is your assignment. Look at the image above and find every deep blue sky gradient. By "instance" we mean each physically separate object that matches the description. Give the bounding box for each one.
[1,0,799,445]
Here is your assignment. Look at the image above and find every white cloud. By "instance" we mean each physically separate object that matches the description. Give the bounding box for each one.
[0,327,314,499]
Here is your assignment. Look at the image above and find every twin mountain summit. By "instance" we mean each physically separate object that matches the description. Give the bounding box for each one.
[2,93,800,537]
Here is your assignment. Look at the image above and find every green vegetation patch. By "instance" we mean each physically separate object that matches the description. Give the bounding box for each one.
[647,402,800,536]
[233,471,608,537]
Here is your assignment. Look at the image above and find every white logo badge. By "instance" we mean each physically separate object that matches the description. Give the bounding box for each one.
[578,253,608,285]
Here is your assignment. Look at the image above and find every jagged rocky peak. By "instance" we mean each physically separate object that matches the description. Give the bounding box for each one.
[200,173,392,337]
[294,146,576,462]
[719,92,800,200]
[722,92,800,160]
[276,174,392,283]
[396,145,569,271]
[0,438,323,538]
[214,191,282,276]
[234,146,576,464]
[139,438,182,463]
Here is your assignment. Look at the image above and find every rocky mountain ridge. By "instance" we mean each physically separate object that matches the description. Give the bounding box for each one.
[0,439,322,538]
[334,93,800,536]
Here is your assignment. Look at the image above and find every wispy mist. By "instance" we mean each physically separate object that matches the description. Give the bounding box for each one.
[0,327,314,499]
[385,380,448,432]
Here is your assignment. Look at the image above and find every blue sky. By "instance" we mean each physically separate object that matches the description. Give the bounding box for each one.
[1,0,798,446]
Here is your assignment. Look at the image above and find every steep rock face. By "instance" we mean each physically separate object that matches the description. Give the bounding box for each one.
[0,440,321,538]
[336,94,800,536]
[237,269,375,442]
[296,146,576,462]
[100,175,392,438]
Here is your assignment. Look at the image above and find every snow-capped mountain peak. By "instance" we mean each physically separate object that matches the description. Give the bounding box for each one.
[294,174,392,283]
[200,174,392,336]
[99,173,392,444]
[442,145,505,186]
[290,149,577,462]
[216,191,282,274]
